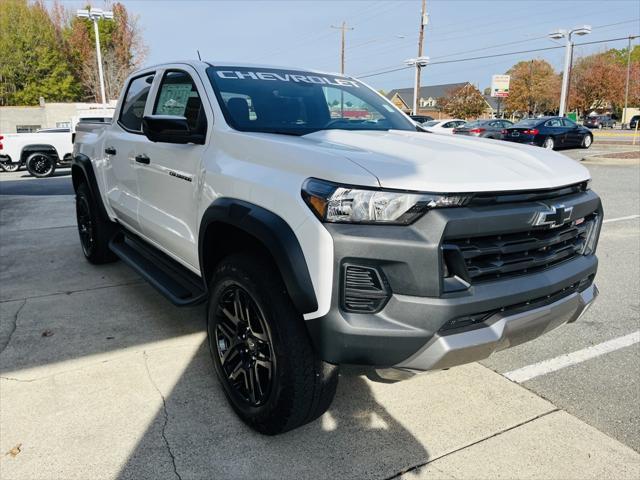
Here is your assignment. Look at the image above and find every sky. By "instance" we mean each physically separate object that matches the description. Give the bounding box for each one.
[49,0,640,92]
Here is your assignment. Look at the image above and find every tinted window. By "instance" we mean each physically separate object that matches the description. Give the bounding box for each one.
[154,70,207,134]
[513,119,539,127]
[501,120,513,127]
[119,73,154,132]
[544,118,563,127]
[562,118,577,127]
[207,67,415,136]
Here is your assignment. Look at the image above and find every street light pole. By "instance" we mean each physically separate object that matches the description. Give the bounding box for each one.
[405,56,429,115]
[77,8,114,106]
[558,34,573,117]
[93,18,107,106]
[549,25,591,117]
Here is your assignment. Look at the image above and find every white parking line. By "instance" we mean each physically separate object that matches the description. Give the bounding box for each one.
[504,331,640,383]
[603,214,640,224]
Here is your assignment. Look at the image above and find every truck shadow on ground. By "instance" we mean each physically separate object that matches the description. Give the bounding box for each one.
[0,264,429,479]
[117,342,430,480]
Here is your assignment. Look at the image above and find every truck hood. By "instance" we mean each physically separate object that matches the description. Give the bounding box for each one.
[303,129,590,193]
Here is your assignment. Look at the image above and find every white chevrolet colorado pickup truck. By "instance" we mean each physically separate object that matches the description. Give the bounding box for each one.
[73,61,602,434]
[0,128,73,177]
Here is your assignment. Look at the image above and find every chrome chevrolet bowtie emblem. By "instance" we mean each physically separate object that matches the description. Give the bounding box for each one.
[534,205,573,227]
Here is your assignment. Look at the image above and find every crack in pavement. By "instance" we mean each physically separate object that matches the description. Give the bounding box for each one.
[0,280,146,304]
[0,342,207,383]
[143,351,183,480]
[385,408,561,479]
[0,299,27,355]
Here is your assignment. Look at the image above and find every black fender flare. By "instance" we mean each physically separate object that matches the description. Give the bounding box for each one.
[199,198,318,314]
[21,144,59,163]
[71,153,110,219]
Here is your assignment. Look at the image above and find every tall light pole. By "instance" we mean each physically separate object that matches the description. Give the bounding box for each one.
[405,56,429,115]
[77,8,114,105]
[549,25,591,117]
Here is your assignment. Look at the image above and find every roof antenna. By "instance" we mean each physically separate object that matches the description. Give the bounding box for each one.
[197,49,202,61]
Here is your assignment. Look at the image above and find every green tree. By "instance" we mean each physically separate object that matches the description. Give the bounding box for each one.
[0,0,81,105]
[504,59,560,115]
[62,2,147,102]
[569,51,626,114]
[437,83,487,119]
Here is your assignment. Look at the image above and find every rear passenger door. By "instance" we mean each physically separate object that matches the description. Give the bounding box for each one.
[562,118,582,146]
[135,67,210,271]
[105,71,155,232]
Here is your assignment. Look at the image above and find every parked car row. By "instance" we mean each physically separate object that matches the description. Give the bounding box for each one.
[414,116,593,150]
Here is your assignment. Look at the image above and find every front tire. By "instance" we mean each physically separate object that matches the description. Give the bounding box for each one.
[543,136,555,150]
[581,134,593,149]
[75,182,118,264]
[26,153,55,178]
[207,253,338,435]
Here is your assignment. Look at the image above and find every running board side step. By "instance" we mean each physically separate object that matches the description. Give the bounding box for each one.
[109,233,207,306]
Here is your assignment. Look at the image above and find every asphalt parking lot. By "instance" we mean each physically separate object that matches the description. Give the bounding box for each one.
[1,145,639,479]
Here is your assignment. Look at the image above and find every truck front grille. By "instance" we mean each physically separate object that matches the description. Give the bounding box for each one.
[443,214,597,283]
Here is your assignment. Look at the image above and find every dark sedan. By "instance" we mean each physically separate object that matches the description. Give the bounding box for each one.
[410,114,434,123]
[502,116,593,150]
[584,115,616,129]
[453,119,513,139]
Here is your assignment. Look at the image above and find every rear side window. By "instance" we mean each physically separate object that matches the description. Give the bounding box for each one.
[119,73,154,132]
[153,70,207,134]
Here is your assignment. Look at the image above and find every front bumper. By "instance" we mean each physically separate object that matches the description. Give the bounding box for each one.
[306,189,602,369]
[395,283,597,372]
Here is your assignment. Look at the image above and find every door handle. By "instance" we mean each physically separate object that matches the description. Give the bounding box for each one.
[135,154,150,165]
[105,147,116,155]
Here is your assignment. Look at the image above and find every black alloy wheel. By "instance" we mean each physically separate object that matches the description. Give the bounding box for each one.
[76,191,95,258]
[26,153,55,177]
[213,284,275,407]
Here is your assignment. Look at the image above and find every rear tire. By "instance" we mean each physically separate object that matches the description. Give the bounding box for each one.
[75,182,118,264]
[0,157,20,172]
[543,137,555,150]
[207,253,338,435]
[26,152,55,178]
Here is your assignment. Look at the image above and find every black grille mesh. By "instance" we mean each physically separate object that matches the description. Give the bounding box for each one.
[443,215,596,283]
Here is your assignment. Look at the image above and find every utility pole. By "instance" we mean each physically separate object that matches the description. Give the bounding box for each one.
[331,21,354,74]
[414,0,427,115]
[623,36,632,127]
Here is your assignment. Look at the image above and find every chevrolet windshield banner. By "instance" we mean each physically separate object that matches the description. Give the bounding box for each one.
[214,69,360,87]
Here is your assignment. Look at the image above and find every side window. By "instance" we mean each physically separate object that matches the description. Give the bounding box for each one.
[442,122,453,128]
[154,70,207,134]
[119,73,154,132]
[545,119,562,127]
[562,118,576,128]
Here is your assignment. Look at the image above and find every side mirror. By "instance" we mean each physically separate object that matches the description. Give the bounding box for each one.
[142,115,204,144]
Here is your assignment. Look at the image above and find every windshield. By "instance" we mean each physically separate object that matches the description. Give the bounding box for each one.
[206,66,415,136]
[513,118,540,127]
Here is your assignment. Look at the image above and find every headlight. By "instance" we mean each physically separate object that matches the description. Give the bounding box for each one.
[301,178,470,225]
[580,213,602,255]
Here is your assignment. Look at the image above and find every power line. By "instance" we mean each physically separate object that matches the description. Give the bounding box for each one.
[357,34,639,79]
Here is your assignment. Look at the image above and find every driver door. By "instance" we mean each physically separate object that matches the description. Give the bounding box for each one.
[135,67,210,270]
